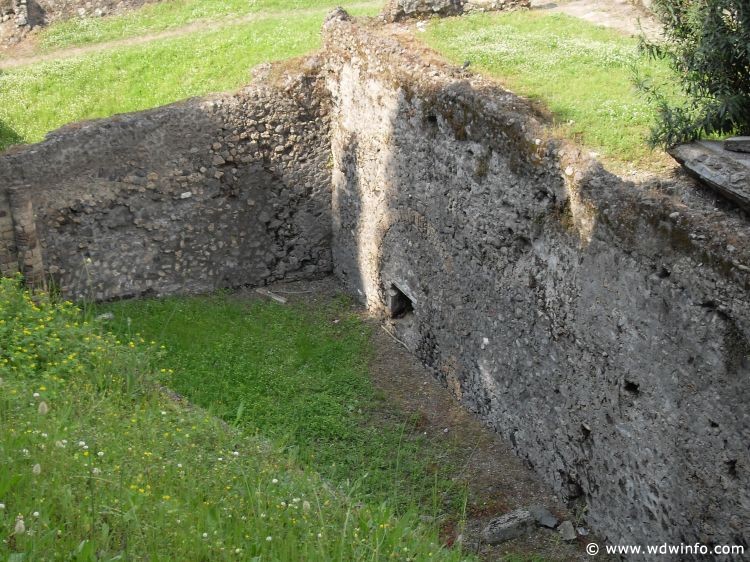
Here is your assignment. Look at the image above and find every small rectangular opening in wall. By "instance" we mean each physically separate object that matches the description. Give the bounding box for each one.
[388,284,414,319]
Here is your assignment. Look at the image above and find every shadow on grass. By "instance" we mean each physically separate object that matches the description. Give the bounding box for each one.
[0,118,23,152]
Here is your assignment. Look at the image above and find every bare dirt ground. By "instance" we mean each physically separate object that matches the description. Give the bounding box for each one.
[256,277,613,562]
[530,0,661,39]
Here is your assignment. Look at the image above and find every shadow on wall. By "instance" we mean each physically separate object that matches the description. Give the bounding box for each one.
[329,47,750,551]
[0,76,334,301]
[25,0,45,27]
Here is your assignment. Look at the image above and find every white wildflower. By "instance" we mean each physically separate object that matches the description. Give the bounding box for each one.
[32,464,41,475]
[14,516,25,535]
[265,536,272,542]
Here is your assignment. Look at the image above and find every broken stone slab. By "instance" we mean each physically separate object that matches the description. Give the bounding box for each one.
[725,137,750,154]
[481,508,535,544]
[529,504,559,528]
[669,141,750,212]
[255,287,287,304]
[558,520,577,541]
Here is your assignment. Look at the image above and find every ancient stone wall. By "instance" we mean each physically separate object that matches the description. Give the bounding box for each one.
[0,63,332,300]
[323,15,750,554]
[1,10,748,555]
[382,0,529,22]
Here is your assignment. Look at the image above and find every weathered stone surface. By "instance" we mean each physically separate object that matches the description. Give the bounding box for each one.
[0,67,333,300]
[558,520,577,541]
[382,0,529,21]
[529,505,558,529]
[669,141,750,211]
[725,136,750,154]
[324,16,750,555]
[481,508,535,544]
[1,12,750,559]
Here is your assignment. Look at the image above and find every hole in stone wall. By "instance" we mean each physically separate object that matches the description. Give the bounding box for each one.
[581,423,591,439]
[426,114,438,126]
[388,284,414,319]
[623,380,640,395]
[726,459,738,479]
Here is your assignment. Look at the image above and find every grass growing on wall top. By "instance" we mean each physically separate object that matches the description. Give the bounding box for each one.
[423,11,681,171]
[0,277,469,560]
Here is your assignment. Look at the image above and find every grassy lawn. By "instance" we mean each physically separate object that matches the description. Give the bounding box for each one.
[38,0,380,51]
[103,293,466,515]
[0,277,468,560]
[423,11,679,171]
[0,11,329,151]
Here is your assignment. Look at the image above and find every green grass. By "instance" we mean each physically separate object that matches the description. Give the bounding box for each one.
[0,0,380,153]
[424,11,680,170]
[102,293,466,515]
[0,277,469,560]
[0,12,327,151]
[38,0,379,51]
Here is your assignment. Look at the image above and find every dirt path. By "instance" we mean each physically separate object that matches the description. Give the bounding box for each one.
[531,0,661,39]
[258,277,612,561]
[0,2,379,70]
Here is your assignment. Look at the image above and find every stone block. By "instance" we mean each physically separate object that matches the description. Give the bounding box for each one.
[725,136,750,154]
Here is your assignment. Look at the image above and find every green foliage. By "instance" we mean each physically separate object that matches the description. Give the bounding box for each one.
[639,0,750,147]
[0,278,468,560]
[104,294,467,513]
[424,11,677,170]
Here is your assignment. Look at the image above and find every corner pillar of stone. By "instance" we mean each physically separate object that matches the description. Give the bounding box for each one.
[7,186,46,290]
[0,189,19,277]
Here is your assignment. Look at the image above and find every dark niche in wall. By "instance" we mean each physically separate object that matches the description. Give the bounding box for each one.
[388,283,414,319]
